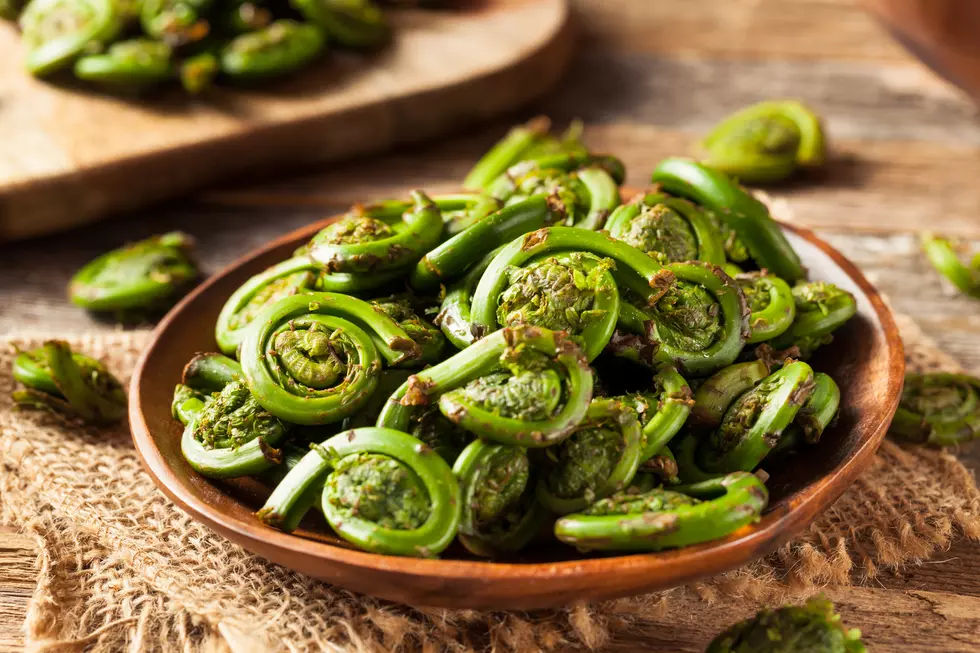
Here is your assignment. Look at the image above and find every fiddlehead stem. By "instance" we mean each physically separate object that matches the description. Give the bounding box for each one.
[453,439,545,557]
[605,191,726,265]
[651,158,805,282]
[700,100,826,184]
[291,0,389,50]
[410,195,567,290]
[368,295,446,365]
[921,232,980,298]
[615,366,693,460]
[220,20,325,80]
[688,360,770,434]
[19,0,122,76]
[377,326,593,448]
[736,271,796,344]
[554,471,767,552]
[74,39,173,87]
[69,232,199,321]
[434,246,503,350]
[182,352,242,391]
[706,594,866,653]
[307,190,442,275]
[536,398,643,515]
[890,373,980,447]
[259,428,461,557]
[769,280,857,359]
[11,341,126,424]
[239,292,420,424]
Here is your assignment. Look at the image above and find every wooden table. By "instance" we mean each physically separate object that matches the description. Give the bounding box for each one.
[2,1,980,650]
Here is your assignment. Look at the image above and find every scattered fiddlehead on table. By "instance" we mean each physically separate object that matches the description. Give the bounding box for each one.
[12,341,126,424]
[706,594,866,653]
[74,39,175,87]
[69,231,199,322]
[889,373,980,447]
[291,0,389,50]
[19,0,122,76]
[554,472,767,552]
[699,100,827,184]
[921,232,980,299]
[219,20,325,80]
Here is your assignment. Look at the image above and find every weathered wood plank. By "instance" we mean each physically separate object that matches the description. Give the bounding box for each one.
[0,528,33,653]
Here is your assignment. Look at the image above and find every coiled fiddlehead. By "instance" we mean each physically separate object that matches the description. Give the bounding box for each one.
[889,373,980,447]
[769,281,857,359]
[69,231,199,321]
[700,100,826,184]
[771,372,840,458]
[652,158,805,282]
[368,294,446,365]
[554,471,767,552]
[306,191,442,275]
[220,20,325,80]
[707,594,866,653]
[140,0,210,46]
[921,232,980,299]
[378,326,593,448]
[11,341,126,424]
[605,191,725,265]
[688,360,770,434]
[614,366,693,460]
[258,427,461,557]
[736,271,796,344]
[290,0,389,49]
[74,39,174,86]
[453,439,545,557]
[239,292,420,425]
[19,0,122,76]
[536,398,643,515]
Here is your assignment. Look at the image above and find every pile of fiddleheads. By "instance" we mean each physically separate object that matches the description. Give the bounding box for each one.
[160,119,877,560]
[5,0,433,94]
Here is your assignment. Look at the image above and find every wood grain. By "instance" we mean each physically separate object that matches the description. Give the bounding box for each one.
[0,0,572,241]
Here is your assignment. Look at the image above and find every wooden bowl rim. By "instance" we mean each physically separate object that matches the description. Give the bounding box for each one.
[129,209,904,591]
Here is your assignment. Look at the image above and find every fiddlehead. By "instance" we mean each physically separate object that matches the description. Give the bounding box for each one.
[74,39,174,87]
[613,366,693,460]
[306,191,442,275]
[736,271,796,343]
[180,51,218,94]
[700,100,826,184]
[554,472,767,552]
[19,0,122,76]
[219,20,325,80]
[536,398,643,515]
[769,281,857,359]
[11,341,126,424]
[259,427,461,557]
[453,439,545,557]
[377,326,593,448]
[239,292,420,425]
[140,0,210,45]
[434,246,503,350]
[771,372,840,458]
[921,232,980,299]
[69,231,199,321]
[290,0,389,49]
[890,373,980,447]
[707,594,866,653]
[688,360,770,434]
[652,158,805,282]
[368,295,446,365]
[605,191,726,265]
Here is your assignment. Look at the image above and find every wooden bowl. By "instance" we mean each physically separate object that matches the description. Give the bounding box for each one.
[130,205,904,610]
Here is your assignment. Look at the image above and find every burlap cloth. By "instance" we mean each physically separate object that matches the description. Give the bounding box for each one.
[1,312,978,653]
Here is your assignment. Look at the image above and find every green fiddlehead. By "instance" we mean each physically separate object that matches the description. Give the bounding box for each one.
[179,51,219,94]
[239,292,420,424]
[771,372,840,458]
[652,158,805,282]
[769,281,857,359]
[74,39,174,87]
[453,439,545,557]
[172,383,207,425]
[434,246,503,350]
[536,398,643,515]
[68,231,199,321]
[306,191,442,275]
[688,360,770,434]
[890,373,980,447]
[736,271,796,344]
[921,232,980,299]
[377,326,593,448]
[706,594,866,653]
[700,100,826,184]
[140,0,210,46]
[182,351,242,390]
[614,366,693,460]
[19,0,122,76]
[258,427,461,557]
[368,294,446,365]
[290,0,389,49]
[605,191,726,265]
[220,20,325,80]
[554,471,767,552]
[11,341,126,424]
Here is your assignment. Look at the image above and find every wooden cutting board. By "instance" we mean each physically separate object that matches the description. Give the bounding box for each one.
[0,0,571,241]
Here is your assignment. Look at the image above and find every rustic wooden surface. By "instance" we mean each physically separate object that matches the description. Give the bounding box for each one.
[1,0,980,649]
[0,0,572,240]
